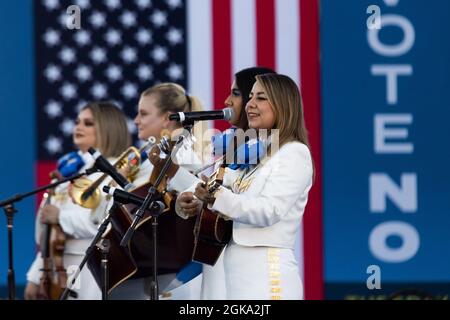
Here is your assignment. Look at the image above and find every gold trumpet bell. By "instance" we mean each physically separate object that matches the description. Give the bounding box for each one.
[70,177,101,209]
[69,146,146,209]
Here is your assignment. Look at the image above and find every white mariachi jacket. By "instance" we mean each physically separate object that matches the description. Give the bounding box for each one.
[211,141,313,249]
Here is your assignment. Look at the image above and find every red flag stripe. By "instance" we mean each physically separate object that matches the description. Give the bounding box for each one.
[256,0,276,69]
[300,0,324,300]
[36,161,56,207]
[212,0,232,132]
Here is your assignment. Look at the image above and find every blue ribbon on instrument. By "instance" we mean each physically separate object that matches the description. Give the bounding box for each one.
[57,151,85,177]
[212,129,266,170]
[140,150,149,163]
[164,261,202,292]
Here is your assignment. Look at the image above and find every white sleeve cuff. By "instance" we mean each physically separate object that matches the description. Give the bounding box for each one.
[168,167,202,193]
[26,252,43,285]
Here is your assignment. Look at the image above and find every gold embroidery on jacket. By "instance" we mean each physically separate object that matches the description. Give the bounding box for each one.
[268,248,282,300]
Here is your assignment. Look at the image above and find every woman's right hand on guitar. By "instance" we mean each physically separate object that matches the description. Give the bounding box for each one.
[24,281,39,300]
[177,192,202,217]
[194,175,216,206]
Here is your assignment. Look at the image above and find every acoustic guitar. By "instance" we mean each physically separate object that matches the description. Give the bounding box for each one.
[191,165,233,266]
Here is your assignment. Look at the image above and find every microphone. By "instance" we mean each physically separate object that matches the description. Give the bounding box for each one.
[169,108,234,123]
[103,186,165,214]
[57,151,85,177]
[87,147,135,191]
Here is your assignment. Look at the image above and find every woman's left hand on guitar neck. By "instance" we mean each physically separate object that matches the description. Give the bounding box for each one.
[148,143,180,178]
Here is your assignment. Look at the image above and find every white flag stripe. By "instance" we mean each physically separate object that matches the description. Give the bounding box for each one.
[276,0,300,86]
[187,0,213,111]
[231,0,256,77]
[275,0,303,282]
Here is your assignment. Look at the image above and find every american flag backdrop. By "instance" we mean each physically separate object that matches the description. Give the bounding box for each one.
[35,0,323,299]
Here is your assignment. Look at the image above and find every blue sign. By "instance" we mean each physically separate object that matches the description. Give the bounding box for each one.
[0,0,36,298]
[321,0,450,298]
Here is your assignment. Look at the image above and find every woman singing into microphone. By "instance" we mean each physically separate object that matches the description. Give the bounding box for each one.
[179,74,313,300]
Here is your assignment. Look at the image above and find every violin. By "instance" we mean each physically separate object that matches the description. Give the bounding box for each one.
[36,156,83,300]
[36,171,68,299]
[36,221,67,299]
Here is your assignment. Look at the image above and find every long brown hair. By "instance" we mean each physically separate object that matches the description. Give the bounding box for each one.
[255,74,310,149]
[82,102,131,158]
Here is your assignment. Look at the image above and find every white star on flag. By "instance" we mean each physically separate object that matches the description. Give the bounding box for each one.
[75,65,92,82]
[106,65,123,82]
[136,0,152,9]
[105,29,122,46]
[120,11,137,28]
[136,64,153,81]
[74,30,92,46]
[166,0,182,10]
[135,29,152,45]
[60,119,75,136]
[121,82,138,99]
[44,136,63,154]
[151,46,167,64]
[151,10,167,28]
[43,29,60,46]
[127,118,138,134]
[166,63,183,81]
[60,83,77,100]
[121,47,137,64]
[91,82,108,99]
[105,0,121,10]
[44,64,62,82]
[44,0,59,11]
[90,12,107,28]
[45,101,62,118]
[59,47,76,64]
[166,28,182,45]
[75,0,91,9]
[90,47,107,64]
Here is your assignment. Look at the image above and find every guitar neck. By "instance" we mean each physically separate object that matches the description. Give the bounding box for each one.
[207,166,226,192]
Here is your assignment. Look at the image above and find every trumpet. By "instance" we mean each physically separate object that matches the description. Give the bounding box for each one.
[70,138,156,209]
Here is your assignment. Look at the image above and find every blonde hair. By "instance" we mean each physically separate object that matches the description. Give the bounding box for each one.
[82,102,131,158]
[141,83,210,162]
[255,74,310,148]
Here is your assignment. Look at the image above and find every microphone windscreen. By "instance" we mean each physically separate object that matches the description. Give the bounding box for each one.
[57,151,85,177]
[223,108,234,121]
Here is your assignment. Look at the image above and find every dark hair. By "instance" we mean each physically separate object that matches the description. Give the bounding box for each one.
[234,67,276,130]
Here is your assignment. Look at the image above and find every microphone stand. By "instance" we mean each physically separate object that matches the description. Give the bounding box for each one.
[0,168,97,300]
[58,203,117,300]
[119,123,193,300]
[99,238,110,301]
[58,197,164,300]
